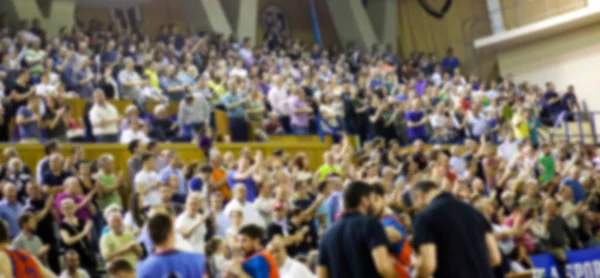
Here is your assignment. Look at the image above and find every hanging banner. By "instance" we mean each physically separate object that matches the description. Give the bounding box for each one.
[530,248,600,278]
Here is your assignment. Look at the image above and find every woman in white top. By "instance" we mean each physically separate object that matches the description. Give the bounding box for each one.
[175,192,209,254]
[225,209,243,248]
[429,103,454,143]
[319,94,341,133]
[119,117,150,144]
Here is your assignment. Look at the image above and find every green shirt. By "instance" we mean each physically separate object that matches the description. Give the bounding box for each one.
[25,49,46,75]
[317,164,342,180]
[100,231,138,267]
[96,171,122,209]
[539,155,556,183]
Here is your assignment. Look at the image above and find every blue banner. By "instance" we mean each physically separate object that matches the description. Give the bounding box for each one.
[530,248,600,278]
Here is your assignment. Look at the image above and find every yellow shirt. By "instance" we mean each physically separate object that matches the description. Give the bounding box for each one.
[144,68,160,90]
[100,231,139,267]
[512,114,530,140]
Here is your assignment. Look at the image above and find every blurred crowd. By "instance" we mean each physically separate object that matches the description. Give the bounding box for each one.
[0,16,595,278]
[0,18,582,145]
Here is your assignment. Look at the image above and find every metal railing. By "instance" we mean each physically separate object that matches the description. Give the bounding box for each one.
[549,111,599,145]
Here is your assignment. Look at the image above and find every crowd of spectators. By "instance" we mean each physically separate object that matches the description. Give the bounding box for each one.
[0,18,583,145]
[0,17,596,278]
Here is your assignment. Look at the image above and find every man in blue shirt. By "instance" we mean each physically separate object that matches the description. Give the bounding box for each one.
[441,47,460,74]
[158,150,186,200]
[221,83,249,142]
[561,167,586,204]
[15,96,41,142]
[137,213,205,278]
[0,183,24,238]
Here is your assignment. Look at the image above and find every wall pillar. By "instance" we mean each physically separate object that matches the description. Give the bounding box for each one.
[220,0,258,43]
[3,0,76,35]
[366,0,398,51]
[176,0,232,36]
[324,0,378,50]
[486,0,505,34]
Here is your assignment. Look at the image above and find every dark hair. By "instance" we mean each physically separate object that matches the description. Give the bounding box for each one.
[147,140,158,152]
[128,192,145,228]
[128,139,140,154]
[238,224,264,241]
[147,213,173,245]
[44,141,58,155]
[205,237,224,256]
[317,181,329,193]
[343,181,373,210]
[18,212,34,228]
[107,258,135,276]
[371,183,385,197]
[200,165,213,173]
[413,180,438,193]
[0,220,9,243]
[141,152,154,163]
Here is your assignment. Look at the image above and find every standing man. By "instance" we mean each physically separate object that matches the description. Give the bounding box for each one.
[412,180,501,278]
[369,184,411,278]
[221,80,249,142]
[317,181,396,278]
[137,214,206,277]
[89,89,120,142]
[225,224,279,278]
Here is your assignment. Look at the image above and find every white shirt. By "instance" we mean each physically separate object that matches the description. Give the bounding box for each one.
[134,170,160,207]
[268,86,289,116]
[35,83,56,96]
[224,199,266,228]
[280,257,315,278]
[229,67,248,79]
[89,103,119,135]
[497,141,519,162]
[120,128,150,144]
[59,269,90,278]
[449,156,467,176]
[431,72,442,87]
[467,110,488,137]
[492,224,515,255]
[175,212,207,254]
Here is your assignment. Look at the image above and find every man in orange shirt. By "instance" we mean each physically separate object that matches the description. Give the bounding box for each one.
[208,153,231,201]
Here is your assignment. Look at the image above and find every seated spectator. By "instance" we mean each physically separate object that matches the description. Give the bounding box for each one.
[120,115,150,144]
[89,89,120,142]
[118,58,143,106]
[0,183,23,238]
[177,64,198,86]
[150,105,178,141]
[100,209,141,266]
[429,103,454,143]
[15,96,42,143]
[59,249,92,278]
[3,157,32,202]
[141,74,167,104]
[41,152,71,192]
[98,65,119,99]
[12,212,49,261]
[54,177,96,221]
[161,65,188,101]
[159,151,186,198]
[42,96,68,142]
[178,94,210,139]
[405,99,428,143]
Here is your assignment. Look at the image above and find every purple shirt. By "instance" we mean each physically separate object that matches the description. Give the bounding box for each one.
[55,193,91,222]
[415,80,427,96]
[405,110,427,140]
[289,96,310,128]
